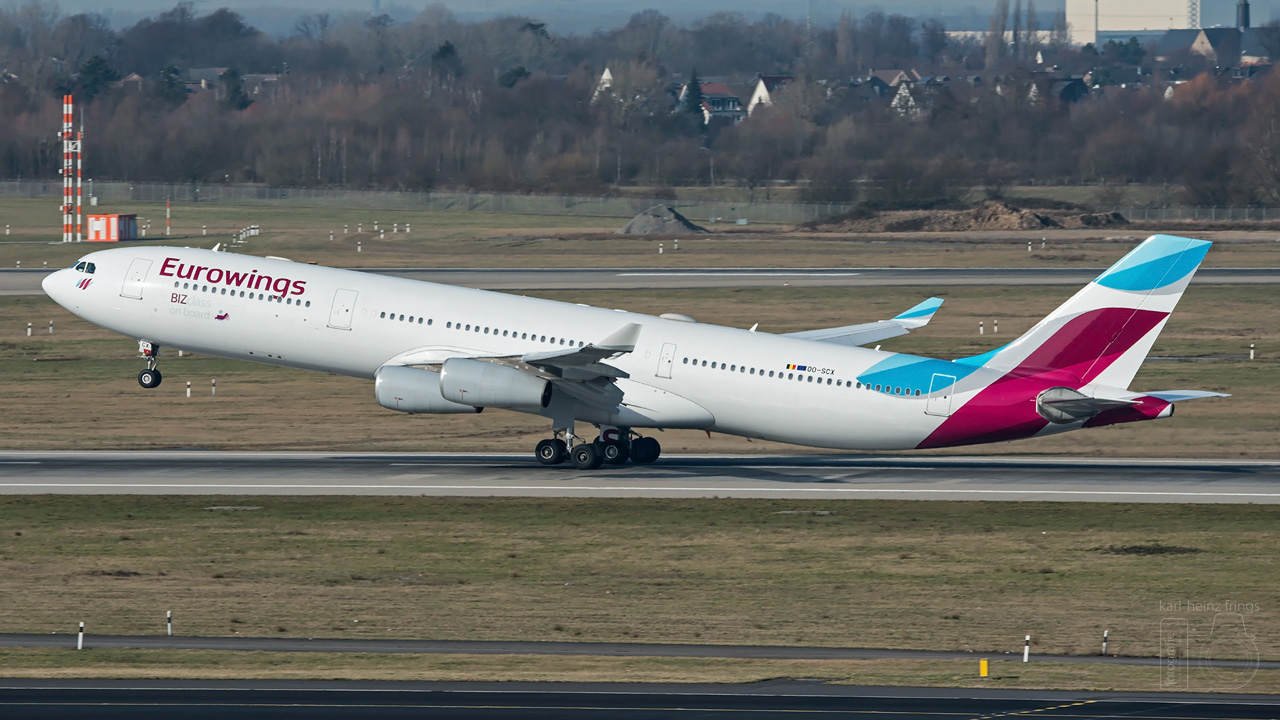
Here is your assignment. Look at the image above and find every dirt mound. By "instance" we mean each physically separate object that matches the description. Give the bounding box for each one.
[617,204,708,234]
[1062,211,1128,228]
[935,201,1060,231]
[803,201,1122,233]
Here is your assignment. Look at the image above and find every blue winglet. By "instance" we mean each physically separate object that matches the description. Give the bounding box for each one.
[893,297,944,327]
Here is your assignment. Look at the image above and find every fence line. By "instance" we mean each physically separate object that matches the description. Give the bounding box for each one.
[3,179,1279,225]
[0,180,851,226]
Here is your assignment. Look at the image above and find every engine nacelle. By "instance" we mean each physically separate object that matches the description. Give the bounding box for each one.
[375,365,482,414]
[439,357,551,410]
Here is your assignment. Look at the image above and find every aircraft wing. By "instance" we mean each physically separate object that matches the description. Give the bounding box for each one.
[488,323,643,411]
[782,297,943,347]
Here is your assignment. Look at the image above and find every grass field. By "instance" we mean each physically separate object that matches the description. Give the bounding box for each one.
[0,497,1275,690]
[4,197,1280,270]
[1,283,1274,457]
[0,649,1274,693]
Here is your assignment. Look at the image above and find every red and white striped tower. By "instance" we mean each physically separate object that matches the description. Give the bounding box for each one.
[76,120,83,242]
[61,94,74,242]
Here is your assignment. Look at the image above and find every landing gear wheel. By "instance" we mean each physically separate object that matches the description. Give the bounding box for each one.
[535,439,567,466]
[570,443,604,470]
[630,437,661,464]
[601,441,630,465]
[138,368,162,389]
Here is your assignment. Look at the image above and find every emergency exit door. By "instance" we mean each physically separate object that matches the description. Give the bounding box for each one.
[328,289,358,329]
[119,258,151,299]
[655,342,677,378]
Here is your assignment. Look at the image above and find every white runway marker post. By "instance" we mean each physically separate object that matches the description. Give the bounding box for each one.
[49,321,53,334]
[1103,629,1109,655]
[357,241,362,253]
[77,621,84,650]
[659,243,664,255]
[1023,635,1030,662]
[212,378,216,396]
[994,319,999,334]
[1250,344,1255,360]
[979,321,984,336]
[1027,241,1032,252]
[186,381,191,398]
[167,610,173,636]
[27,322,31,337]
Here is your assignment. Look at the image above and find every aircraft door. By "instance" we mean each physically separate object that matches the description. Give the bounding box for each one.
[328,289,358,329]
[656,342,676,378]
[119,258,152,299]
[925,373,957,417]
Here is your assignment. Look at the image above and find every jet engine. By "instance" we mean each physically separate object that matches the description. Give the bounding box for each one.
[375,365,482,414]
[439,357,552,410]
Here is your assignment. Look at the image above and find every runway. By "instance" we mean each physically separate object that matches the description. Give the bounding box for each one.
[2,452,1277,503]
[4,266,1279,294]
[2,680,1279,719]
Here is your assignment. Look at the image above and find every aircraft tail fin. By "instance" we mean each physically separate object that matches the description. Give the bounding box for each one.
[959,234,1210,389]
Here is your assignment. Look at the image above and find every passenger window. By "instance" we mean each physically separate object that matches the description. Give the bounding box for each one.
[701,361,707,367]
[540,335,546,342]
[183,283,189,289]
[408,316,414,322]
[895,387,901,394]
[787,373,793,380]
[730,365,736,371]
[876,384,882,391]
[174,282,179,288]
[807,376,813,383]
[915,389,921,396]
[711,362,717,369]
[287,298,292,305]
[381,312,386,318]
[768,371,774,377]
[306,301,311,307]
[683,358,688,364]
[856,382,862,389]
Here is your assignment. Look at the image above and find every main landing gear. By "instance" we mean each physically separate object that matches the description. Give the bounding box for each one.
[533,428,661,470]
[137,341,162,389]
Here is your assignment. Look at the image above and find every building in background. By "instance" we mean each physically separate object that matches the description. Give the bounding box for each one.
[1065,0,1260,46]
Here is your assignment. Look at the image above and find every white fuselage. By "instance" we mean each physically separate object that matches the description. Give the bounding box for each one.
[43,246,1005,450]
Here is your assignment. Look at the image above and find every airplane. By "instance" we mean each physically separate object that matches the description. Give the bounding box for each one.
[41,234,1226,469]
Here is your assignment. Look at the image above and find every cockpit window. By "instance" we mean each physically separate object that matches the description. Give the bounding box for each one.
[72,261,96,274]
[85,263,95,274]
[74,262,86,272]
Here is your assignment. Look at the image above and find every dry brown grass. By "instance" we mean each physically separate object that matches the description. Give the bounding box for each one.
[0,649,1274,693]
[4,197,1280,270]
[1,497,1276,663]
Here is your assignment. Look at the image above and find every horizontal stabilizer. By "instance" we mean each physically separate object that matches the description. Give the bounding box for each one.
[1037,386,1137,424]
[784,297,944,347]
[1142,390,1231,402]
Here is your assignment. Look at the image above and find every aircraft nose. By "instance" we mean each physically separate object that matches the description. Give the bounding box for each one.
[42,269,67,304]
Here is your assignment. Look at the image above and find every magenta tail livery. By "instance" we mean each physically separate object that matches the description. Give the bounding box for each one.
[43,235,1227,468]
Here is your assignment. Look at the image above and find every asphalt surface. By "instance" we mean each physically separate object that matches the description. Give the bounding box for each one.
[2,681,1279,719]
[1,452,1277,503]
[4,266,1280,294]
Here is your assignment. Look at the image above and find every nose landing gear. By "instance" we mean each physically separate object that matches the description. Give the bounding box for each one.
[137,341,162,389]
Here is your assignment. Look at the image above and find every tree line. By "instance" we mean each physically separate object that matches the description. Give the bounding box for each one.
[1,1,1278,207]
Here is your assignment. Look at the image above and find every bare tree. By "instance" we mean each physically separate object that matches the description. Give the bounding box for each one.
[986,0,1010,69]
